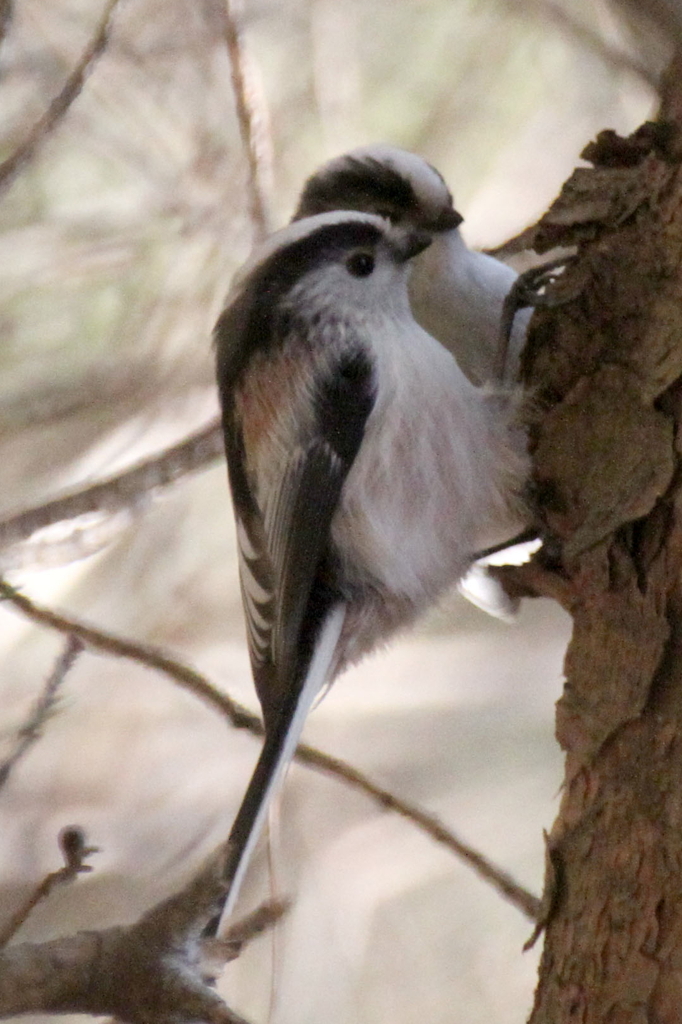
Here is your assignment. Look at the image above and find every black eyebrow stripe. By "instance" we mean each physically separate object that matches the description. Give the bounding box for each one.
[215,219,384,390]
[424,160,454,206]
[295,157,419,218]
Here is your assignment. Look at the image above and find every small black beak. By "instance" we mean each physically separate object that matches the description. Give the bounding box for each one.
[392,229,433,263]
[426,207,464,232]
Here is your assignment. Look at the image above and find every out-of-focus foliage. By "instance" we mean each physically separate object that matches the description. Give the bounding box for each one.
[0,1,661,1022]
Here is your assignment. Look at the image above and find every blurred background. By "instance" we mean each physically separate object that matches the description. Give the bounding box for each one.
[0,1,666,1021]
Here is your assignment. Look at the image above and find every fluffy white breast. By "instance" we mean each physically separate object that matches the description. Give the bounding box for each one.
[331,316,528,605]
[408,230,531,385]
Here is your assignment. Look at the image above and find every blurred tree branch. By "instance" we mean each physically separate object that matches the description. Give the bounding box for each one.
[0,636,82,789]
[0,0,123,195]
[0,579,541,923]
[0,419,224,570]
[208,0,274,241]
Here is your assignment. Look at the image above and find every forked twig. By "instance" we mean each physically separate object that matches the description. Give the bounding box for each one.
[0,848,254,1022]
[0,827,97,947]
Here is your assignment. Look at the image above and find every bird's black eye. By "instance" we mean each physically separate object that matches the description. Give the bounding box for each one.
[346,251,375,277]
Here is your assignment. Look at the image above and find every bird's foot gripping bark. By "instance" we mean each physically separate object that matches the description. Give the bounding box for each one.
[496,255,580,380]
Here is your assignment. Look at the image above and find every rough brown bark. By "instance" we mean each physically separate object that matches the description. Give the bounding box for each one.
[516,54,682,1024]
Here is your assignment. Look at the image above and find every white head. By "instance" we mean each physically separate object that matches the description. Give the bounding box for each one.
[294,145,463,234]
[216,210,433,382]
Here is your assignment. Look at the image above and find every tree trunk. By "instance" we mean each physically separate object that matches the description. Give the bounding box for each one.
[522,55,682,1023]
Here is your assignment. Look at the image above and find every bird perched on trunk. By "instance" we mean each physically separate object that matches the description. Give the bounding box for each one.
[293,143,531,387]
[211,210,530,930]
[294,145,540,619]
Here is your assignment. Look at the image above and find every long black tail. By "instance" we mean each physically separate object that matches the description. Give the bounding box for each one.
[204,604,346,936]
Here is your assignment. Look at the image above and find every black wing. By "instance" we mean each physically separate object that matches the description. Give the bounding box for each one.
[219,347,376,733]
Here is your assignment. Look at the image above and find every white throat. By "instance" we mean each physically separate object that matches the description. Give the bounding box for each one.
[408,230,529,386]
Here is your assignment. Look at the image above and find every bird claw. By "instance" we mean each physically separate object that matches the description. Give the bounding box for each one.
[510,255,579,309]
[495,255,579,381]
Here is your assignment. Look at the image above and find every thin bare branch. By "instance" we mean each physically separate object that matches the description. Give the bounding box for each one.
[0,419,224,558]
[293,743,542,920]
[0,579,259,731]
[0,0,123,195]
[0,636,83,790]
[210,0,274,240]
[0,580,541,921]
[0,826,97,948]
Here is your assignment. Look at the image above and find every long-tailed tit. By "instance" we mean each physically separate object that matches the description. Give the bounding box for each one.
[295,145,537,619]
[211,211,530,930]
[293,144,532,387]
